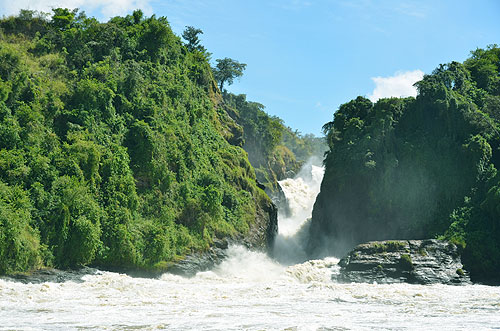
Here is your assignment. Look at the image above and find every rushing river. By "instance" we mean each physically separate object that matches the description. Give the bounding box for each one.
[1,164,500,330]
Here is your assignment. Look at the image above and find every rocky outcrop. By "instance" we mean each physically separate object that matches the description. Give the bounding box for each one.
[168,239,230,276]
[244,197,278,250]
[268,183,291,218]
[335,239,471,285]
[3,267,98,284]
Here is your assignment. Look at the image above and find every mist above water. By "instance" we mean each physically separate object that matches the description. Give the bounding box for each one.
[272,159,325,265]
[1,159,500,330]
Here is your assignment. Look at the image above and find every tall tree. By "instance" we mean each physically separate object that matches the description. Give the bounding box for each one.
[213,58,246,91]
[182,26,206,53]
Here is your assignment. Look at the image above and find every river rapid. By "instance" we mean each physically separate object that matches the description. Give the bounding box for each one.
[1,164,500,330]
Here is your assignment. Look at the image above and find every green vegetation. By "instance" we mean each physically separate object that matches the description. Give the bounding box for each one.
[418,248,428,256]
[310,45,500,282]
[368,241,407,253]
[0,182,42,274]
[213,58,247,92]
[282,127,327,165]
[223,92,327,195]
[399,254,414,271]
[0,9,277,274]
[182,26,208,54]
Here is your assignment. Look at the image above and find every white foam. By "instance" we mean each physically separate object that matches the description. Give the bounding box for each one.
[277,164,324,236]
[2,160,499,330]
[2,267,499,330]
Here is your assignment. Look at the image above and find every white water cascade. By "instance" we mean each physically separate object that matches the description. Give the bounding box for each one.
[1,161,500,330]
[272,162,324,264]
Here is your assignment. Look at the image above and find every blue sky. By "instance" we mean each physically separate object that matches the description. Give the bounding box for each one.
[1,0,499,135]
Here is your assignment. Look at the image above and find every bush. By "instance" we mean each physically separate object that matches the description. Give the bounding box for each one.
[0,182,41,273]
[399,254,414,271]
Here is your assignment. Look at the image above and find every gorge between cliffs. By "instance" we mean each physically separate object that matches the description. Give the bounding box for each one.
[0,9,499,330]
[1,162,500,330]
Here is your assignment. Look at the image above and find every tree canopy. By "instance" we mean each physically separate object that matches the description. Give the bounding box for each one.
[0,8,275,274]
[213,58,247,91]
[182,26,207,54]
[310,45,500,283]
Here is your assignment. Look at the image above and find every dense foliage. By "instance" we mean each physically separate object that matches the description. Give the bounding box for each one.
[0,9,275,274]
[310,46,500,282]
[223,92,327,196]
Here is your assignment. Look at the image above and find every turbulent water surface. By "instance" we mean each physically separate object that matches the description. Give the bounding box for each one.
[1,163,500,330]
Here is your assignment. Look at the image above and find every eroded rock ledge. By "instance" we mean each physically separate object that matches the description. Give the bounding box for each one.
[335,239,471,285]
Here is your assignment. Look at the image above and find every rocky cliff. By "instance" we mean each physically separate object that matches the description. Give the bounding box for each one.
[308,47,500,283]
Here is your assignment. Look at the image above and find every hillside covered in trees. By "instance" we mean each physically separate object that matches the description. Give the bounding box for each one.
[0,9,286,275]
[223,92,327,198]
[308,45,500,283]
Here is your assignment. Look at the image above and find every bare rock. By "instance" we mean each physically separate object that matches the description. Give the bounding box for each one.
[335,239,471,285]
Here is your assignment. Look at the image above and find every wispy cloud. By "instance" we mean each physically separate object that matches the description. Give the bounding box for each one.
[368,70,424,102]
[0,0,152,19]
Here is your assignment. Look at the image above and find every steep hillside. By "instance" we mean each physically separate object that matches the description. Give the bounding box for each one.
[0,9,276,275]
[223,92,327,200]
[308,46,500,282]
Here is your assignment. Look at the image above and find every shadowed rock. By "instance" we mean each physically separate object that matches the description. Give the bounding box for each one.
[167,239,230,276]
[335,239,471,285]
[2,267,99,284]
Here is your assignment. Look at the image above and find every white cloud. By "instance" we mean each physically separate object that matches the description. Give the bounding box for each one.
[368,70,424,102]
[0,0,152,20]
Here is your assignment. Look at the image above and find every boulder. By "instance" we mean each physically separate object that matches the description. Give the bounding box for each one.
[168,239,230,276]
[335,239,471,285]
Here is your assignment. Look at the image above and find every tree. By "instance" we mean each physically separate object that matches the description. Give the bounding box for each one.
[138,17,171,61]
[182,26,206,53]
[51,8,77,31]
[132,9,143,24]
[0,9,276,275]
[213,58,246,91]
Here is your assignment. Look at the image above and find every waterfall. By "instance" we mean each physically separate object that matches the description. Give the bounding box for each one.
[272,160,324,264]
[1,160,497,330]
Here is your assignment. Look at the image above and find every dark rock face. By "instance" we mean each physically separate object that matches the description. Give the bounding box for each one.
[168,239,230,277]
[2,267,98,284]
[335,239,471,285]
[246,198,278,250]
[270,183,291,218]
